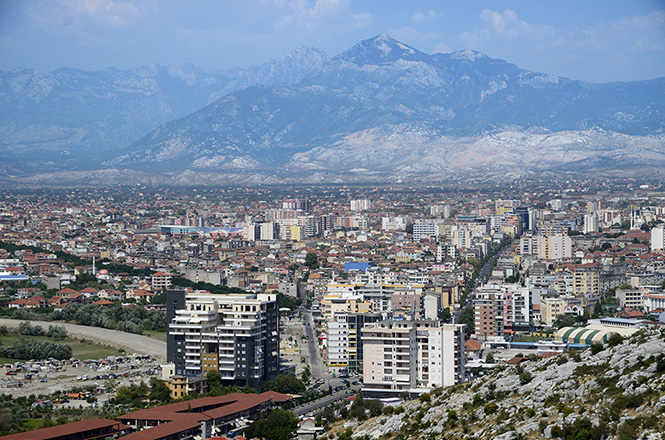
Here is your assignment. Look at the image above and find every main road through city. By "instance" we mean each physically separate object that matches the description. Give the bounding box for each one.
[0,318,167,359]
[301,308,326,380]
[292,384,362,417]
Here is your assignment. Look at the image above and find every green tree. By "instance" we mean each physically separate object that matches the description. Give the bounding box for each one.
[458,305,474,334]
[304,252,319,270]
[113,382,149,405]
[519,371,533,385]
[245,408,299,440]
[439,307,452,323]
[260,374,306,394]
[206,369,222,394]
[301,366,311,385]
[46,325,68,340]
[148,377,172,404]
[276,291,302,311]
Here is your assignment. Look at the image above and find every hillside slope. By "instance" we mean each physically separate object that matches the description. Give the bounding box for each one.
[330,330,665,440]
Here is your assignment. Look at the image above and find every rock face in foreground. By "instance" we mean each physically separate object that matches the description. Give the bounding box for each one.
[331,330,665,440]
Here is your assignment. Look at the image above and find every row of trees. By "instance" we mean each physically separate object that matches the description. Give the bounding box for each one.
[51,303,167,334]
[205,371,307,396]
[18,322,68,340]
[0,339,72,360]
[171,277,248,295]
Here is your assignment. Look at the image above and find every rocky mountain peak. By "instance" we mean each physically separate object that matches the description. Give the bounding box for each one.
[334,34,428,65]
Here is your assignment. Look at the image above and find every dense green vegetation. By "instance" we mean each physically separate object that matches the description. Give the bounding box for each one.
[2,304,167,335]
[0,322,72,360]
[244,408,299,440]
[276,291,302,311]
[0,339,72,360]
[171,277,248,294]
[52,303,167,334]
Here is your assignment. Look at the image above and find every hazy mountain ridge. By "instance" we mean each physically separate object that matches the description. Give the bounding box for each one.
[2,34,664,184]
[113,35,665,178]
[0,46,329,172]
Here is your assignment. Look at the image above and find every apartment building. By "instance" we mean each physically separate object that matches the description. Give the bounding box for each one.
[326,311,385,374]
[643,292,665,313]
[413,223,440,240]
[427,324,466,388]
[360,319,465,397]
[540,295,581,326]
[151,271,173,291]
[361,320,417,395]
[473,286,505,339]
[166,289,279,387]
[573,270,600,298]
[538,235,572,260]
[615,288,644,309]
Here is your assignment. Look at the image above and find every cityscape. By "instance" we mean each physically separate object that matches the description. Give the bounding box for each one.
[1,1,665,439]
[1,182,665,438]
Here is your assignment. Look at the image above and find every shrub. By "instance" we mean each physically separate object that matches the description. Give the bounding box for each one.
[419,393,431,403]
[590,342,604,355]
[607,333,623,347]
[484,402,498,415]
[519,371,533,385]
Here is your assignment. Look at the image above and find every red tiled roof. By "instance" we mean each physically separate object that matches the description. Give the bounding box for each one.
[464,339,482,351]
[0,419,129,440]
[117,393,292,440]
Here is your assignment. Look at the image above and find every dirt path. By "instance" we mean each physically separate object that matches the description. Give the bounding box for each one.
[0,318,167,359]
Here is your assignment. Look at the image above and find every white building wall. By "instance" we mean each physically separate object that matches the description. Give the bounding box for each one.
[651,226,664,251]
[427,324,465,388]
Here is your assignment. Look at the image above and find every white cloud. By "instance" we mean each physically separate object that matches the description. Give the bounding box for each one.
[272,0,349,30]
[587,11,665,52]
[353,12,374,28]
[29,0,150,28]
[432,42,451,54]
[460,8,664,54]
[412,10,438,23]
[456,8,665,81]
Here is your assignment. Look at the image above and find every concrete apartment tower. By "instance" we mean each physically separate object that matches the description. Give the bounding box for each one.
[166,289,279,387]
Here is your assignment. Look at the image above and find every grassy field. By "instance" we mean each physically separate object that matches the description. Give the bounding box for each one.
[0,334,124,361]
[142,330,167,342]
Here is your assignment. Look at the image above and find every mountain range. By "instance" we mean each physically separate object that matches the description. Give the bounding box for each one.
[1,34,664,185]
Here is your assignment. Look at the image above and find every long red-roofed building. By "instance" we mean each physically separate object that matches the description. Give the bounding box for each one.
[116,392,292,440]
[0,419,130,440]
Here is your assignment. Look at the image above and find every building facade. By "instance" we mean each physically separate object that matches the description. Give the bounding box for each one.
[166,289,279,387]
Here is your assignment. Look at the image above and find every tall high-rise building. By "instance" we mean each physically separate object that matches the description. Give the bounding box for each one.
[427,324,466,388]
[350,199,371,211]
[166,290,279,387]
[583,214,599,234]
[652,226,664,251]
[282,199,311,212]
[361,320,465,396]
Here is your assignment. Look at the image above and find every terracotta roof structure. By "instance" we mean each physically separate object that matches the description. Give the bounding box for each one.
[0,419,130,440]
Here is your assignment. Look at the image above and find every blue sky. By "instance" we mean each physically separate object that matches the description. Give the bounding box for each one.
[1,0,664,82]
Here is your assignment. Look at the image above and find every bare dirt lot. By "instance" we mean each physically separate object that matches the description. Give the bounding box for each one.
[0,318,166,398]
